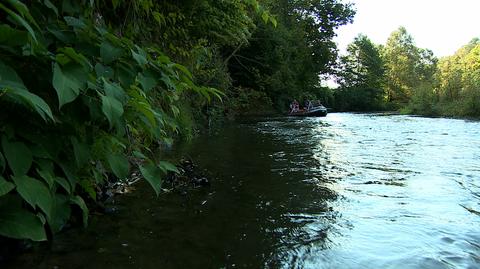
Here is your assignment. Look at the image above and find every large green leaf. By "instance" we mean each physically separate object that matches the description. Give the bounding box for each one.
[160,73,175,90]
[0,24,28,47]
[52,62,86,108]
[59,47,92,69]
[12,175,53,219]
[0,3,37,42]
[139,163,163,196]
[47,26,75,43]
[262,11,269,24]
[132,100,156,128]
[1,137,32,176]
[92,168,105,185]
[6,0,39,29]
[64,16,86,29]
[132,150,147,160]
[100,41,124,64]
[101,95,124,128]
[36,167,54,189]
[103,79,126,104]
[95,63,114,79]
[54,177,71,194]
[269,16,278,28]
[5,88,55,122]
[43,0,58,16]
[131,46,148,67]
[0,208,47,241]
[58,162,76,192]
[0,60,27,91]
[83,95,103,121]
[107,154,129,179]
[138,71,157,92]
[159,161,179,174]
[115,63,136,87]
[0,176,14,196]
[71,137,90,167]
[31,143,52,159]
[79,179,96,200]
[48,194,71,233]
[70,195,88,228]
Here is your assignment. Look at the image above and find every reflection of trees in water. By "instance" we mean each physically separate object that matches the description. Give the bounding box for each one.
[253,119,343,267]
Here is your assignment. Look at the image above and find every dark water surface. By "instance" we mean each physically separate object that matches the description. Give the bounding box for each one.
[7,113,480,268]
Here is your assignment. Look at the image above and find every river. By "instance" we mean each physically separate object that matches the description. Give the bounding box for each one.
[6,113,480,268]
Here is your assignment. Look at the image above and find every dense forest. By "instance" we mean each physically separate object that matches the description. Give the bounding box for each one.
[334,27,480,117]
[0,0,355,242]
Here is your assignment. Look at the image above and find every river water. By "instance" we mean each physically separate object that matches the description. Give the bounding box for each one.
[6,113,480,268]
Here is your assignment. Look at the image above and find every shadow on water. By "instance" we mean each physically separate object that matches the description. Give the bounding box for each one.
[6,117,341,269]
[5,113,480,268]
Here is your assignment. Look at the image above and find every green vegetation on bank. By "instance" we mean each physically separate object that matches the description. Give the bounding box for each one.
[335,27,480,117]
[227,0,354,112]
[0,0,355,243]
[0,0,224,242]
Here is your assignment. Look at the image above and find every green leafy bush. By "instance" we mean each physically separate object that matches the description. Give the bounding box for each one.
[0,0,220,241]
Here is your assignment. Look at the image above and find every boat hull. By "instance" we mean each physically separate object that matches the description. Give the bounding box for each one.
[289,107,328,117]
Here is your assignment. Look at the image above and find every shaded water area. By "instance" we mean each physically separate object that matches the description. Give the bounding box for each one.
[6,113,480,268]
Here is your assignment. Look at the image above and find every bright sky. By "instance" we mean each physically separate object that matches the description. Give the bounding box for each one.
[334,0,480,57]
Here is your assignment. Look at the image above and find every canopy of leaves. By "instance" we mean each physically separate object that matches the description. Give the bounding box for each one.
[228,0,355,110]
[434,39,480,116]
[381,27,437,105]
[335,34,385,111]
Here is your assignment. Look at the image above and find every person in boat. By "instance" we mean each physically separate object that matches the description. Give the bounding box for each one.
[290,99,299,113]
[305,100,312,111]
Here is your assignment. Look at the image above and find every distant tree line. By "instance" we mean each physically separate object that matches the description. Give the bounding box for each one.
[334,27,480,117]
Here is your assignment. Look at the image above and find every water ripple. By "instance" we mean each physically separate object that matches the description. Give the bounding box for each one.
[257,113,480,268]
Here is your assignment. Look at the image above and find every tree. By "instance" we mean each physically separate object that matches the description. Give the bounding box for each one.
[338,34,384,88]
[436,38,480,116]
[381,27,437,107]
[335,34,385,110]
[228,0,355,110]
[382,27,419,104]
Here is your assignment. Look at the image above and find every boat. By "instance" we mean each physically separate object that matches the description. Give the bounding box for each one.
[289,105,328,117]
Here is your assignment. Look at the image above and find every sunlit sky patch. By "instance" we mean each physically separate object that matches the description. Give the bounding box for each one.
[334,0,480,57]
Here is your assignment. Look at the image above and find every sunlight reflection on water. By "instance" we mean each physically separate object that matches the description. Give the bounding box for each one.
[257,114,480,269]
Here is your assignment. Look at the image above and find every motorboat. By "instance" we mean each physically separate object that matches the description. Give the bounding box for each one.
[289,105,328,117]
